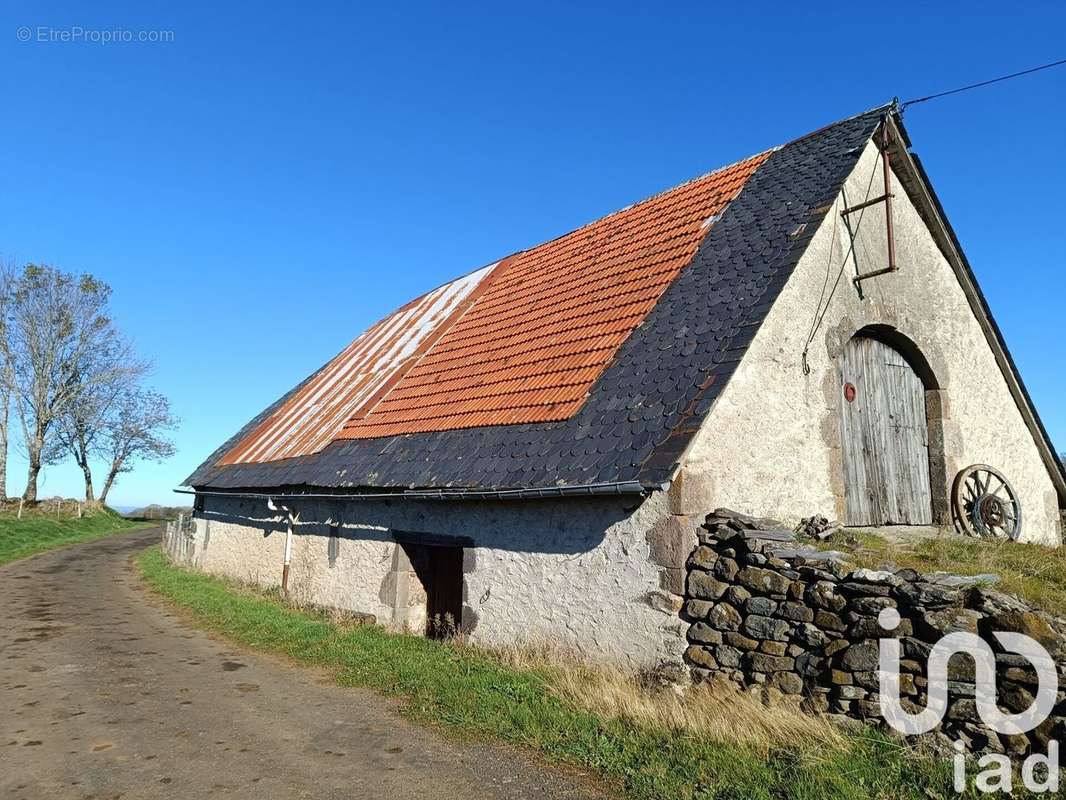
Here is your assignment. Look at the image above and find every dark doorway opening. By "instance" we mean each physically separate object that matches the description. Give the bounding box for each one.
[404,543,464,639]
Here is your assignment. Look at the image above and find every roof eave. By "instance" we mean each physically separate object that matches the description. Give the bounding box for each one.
[178,479,654,503]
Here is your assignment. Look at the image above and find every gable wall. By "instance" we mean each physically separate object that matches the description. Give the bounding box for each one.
[683,139,1061,543]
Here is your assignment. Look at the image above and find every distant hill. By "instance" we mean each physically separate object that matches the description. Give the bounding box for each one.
[124,504,192,520]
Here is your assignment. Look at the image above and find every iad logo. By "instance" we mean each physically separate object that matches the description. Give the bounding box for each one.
[878,607,1059,793]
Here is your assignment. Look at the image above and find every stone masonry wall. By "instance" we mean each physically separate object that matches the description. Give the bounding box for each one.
[683,509,1066,755]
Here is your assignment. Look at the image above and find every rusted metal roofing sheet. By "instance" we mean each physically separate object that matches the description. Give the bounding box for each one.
[219,263,496,465]
[337,151,769,440]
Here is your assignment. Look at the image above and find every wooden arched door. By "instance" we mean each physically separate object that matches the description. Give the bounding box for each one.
[840,336,933,525]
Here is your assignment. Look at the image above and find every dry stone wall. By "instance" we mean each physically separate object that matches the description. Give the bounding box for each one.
[682,509,1066,755]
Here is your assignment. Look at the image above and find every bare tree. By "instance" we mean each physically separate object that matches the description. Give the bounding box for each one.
[98,389,177,506]
[0,264,13,501]
[45,338,148,504]
[47,360,148,503]
[0,265,124,502]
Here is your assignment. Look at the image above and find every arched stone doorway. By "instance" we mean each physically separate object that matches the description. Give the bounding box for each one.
[839,331,939,525]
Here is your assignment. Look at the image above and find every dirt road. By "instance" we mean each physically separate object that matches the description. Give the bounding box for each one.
[1,530,607,799]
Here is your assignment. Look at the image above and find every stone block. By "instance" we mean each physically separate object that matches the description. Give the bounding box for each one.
[796,623,828,648]
[840,642,880,671]
[852,671,880,690]
[824,639,849,656]
[848,568,903,587]
[849,596,896,615]
[687,570,729,600]
[747,652,795,673]
[759,640,788,656]
[643,590,684,614]
[805,581,846,611]
[947,699,977,720]
[814,610,846,632]
[743,614,790,641]
[837,685,866,700]
[682,599,713,621]
[992,610,1059,650]
[776,601,814,622]
[770,672,803,695]
[668,469,715,516]
[659,567,685,595]
[920,607,982,637]
[848,614,910,639]
[716,645,742,668]
[688,622,723,645]
[950,652,976,682]
[857,700,883,719]
[839,581,891,598]
[745,596,777,616]
[687,545,718,570]
[999,682,1035,713]
[736,566,792,596]
[647,515,698,569]
[830,669,852,685]
[684,645,718,670]
[713,557,739,582]
[708,602,742,632]
[724,631,760,651]
[1002,666,1039,686]
[725,585,751,607]
[794,652,823,677]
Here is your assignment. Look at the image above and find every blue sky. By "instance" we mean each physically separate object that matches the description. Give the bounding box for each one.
[1,2,1063,507]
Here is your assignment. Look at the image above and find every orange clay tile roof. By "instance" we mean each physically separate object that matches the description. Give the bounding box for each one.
[336,151,769,440]
[220,150,769,465]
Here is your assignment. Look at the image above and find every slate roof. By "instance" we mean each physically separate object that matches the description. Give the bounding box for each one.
[187,106,890,494]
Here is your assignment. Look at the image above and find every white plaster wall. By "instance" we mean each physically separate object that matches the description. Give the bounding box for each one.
[185,491,687,667]
[684,139,1062,543]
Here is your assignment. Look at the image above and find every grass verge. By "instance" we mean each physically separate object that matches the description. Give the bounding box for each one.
[819,529,1066,616]
[137,545,974,800]
[0,506,153,565]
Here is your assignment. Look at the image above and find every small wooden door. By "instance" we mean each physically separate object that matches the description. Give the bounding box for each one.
[840,336,933,525]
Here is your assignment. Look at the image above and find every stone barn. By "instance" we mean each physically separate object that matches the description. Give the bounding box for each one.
[182,104,1065,668]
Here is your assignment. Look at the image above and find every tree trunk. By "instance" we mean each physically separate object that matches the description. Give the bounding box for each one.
[99,460,121,506]
[22,424,46,503]
[0,391,7,501]
[23,457,40,503]
[79,460,95,504]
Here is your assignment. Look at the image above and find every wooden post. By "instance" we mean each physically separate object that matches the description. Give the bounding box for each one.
[17,498,23,519]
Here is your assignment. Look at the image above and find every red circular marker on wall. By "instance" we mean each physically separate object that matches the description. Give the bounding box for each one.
[843,382,857,403]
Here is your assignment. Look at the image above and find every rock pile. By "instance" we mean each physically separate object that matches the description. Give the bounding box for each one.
[682,508,1066,755]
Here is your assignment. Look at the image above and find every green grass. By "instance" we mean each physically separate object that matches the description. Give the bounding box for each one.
[820,529,1066,616]
[137,546,979,800]
[0,505,153,565]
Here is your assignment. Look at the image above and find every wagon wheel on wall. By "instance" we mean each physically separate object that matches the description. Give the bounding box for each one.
[950,464,1022,541]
